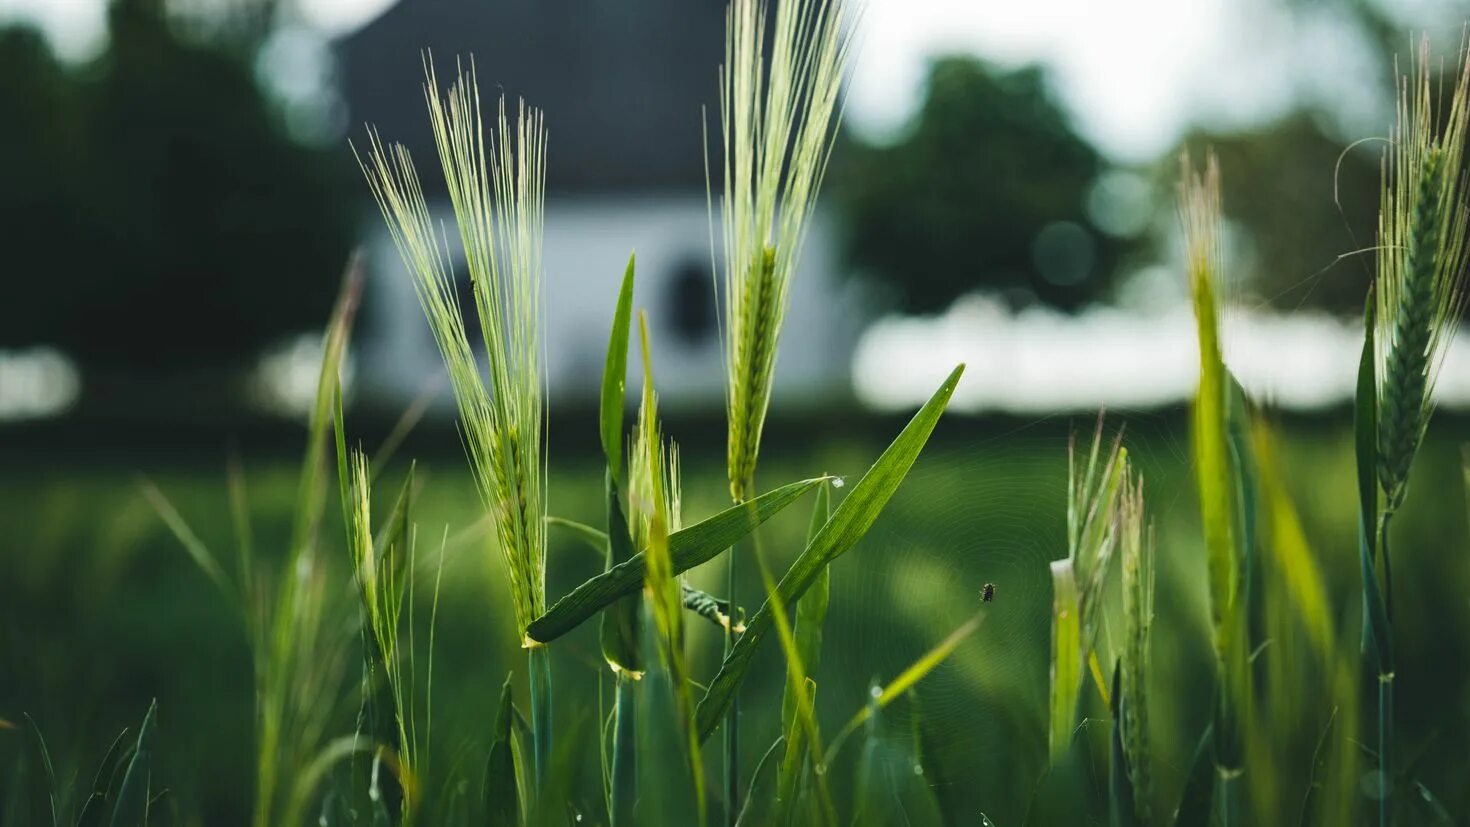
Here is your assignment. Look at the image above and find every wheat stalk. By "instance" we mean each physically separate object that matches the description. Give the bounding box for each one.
[356,60,548,639]
[715,0,859,503]
[1374,40,1470,512]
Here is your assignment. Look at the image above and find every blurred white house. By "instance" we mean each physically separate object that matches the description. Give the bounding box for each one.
[334,0,860,410]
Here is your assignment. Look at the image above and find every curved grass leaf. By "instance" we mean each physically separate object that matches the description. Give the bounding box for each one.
[734,737,786,827]
[851,697,943,827]
[776,482,834,823]
[1048,560,1082,764]
[1174,722,1215,825]
[782,481,832,735]
[823,609,984,767]
[756,546,834,827]
[281,736,371,827]
[602,253,636,476]
[525,476,828,644]
[109,700,157,827]
[484,673,519,827]
[1356,294,1390,673]
[76,729,131,827]
[547,516,611,556]
[695,364,965,741]
[22,714,57,827]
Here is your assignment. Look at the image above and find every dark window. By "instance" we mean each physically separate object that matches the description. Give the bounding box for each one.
[667,259,716,344]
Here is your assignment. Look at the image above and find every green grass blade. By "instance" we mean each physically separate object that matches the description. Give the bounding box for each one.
[525,476,828,643]
[282,736,371,827]
[21,714,57,827]
[1048,559,1082,763]
[1174,722,1215,824]
[76,729,131,827]
[546,516,610,555]
[1252,423,1333,657]
[823,609,984,767]
[782,481,832,736]
[774,682,815,827]
[755,546,835,827]
[292,254,362,562]
[484,674,519,827]
[775,481,833,823]
[734,737,786,827]
[850,698,943,827]
[139,482,234,605]
[109,699,157,827]
[601,253,636,476]
[695,365,964,741]
[545,514,740,634]
[1356,293,1389,671]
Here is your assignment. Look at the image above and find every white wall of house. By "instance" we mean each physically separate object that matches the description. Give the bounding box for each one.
[359,194,860,411]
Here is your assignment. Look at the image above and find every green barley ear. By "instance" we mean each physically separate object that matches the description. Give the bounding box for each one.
[716,0,860,503]
[1178,150,1252,821]
[1375,40,1470,512]
[1178,151,1239,644]
[1118,470,1154,824]
[1048,415,1126,762]
[338,446,423,818]
[630,312,706,821]
[357,59,549,638]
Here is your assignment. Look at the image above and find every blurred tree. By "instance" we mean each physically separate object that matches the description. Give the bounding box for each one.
[1182,114,1380,314]
[0,0,352,371]
[835,57,1137,314]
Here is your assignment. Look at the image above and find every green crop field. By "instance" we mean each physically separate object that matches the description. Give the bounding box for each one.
[6,416,1470,824]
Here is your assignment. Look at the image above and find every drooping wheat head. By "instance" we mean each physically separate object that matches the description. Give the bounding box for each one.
[715,0,859,502]
[357,60,548,637]
[1375,40,1470,512]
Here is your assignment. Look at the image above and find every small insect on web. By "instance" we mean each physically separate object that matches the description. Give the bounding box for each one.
[981,583,996,603]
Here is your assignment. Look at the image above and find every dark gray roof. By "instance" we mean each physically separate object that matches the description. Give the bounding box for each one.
[337,0,728,194]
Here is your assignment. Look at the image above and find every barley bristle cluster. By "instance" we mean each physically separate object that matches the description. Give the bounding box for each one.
[1068,420,1127,647]
[716,0,857,503]
[1048,418,1127,760]
[357,60,549,636]
[1375,42,1470,512]
[1119,470,1154,823]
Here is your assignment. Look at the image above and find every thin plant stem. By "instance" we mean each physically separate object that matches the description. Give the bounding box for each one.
[723,535,741,826]
[611,673,636,826]
[529,645,553,789]
[1376,509,1396,827]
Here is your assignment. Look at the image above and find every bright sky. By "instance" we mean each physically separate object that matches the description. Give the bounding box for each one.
[0,0,1415,161]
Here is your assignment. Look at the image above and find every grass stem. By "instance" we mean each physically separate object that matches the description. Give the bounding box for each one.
[611,672,636,826]
[529,646,553,789]
[1376,509,1396,826]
